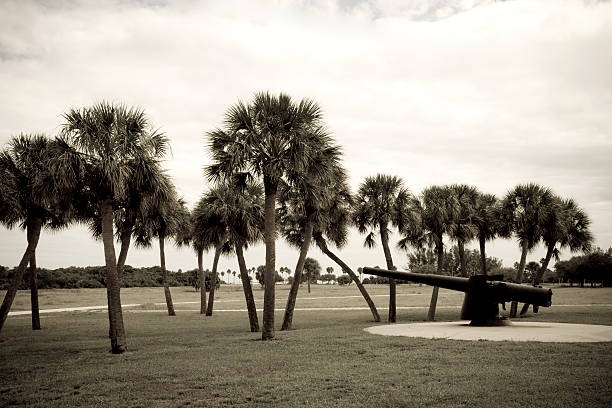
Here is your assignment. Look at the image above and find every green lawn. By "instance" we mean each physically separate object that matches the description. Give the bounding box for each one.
[1,284,611,407]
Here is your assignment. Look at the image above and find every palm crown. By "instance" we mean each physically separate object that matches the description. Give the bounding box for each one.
[0,134,71,230]
[352,174,412,248]
[57,102,168,201]
[206,92,329,185]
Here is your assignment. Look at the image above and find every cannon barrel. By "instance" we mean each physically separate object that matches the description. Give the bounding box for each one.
[363,267,469,291]
[363,267,552,307]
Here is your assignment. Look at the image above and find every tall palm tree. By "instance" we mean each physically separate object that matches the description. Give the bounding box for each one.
[55,102,167,353]
[278,170,381,323]
[279,144,342,330]
[473,192,498,275]
[520,197,593,314]
[353,174,412,323]
[399,185,457,321]
[447,184,479,277]
[0,135,73,333]
[496,183,555,318]
[199,181,263,331]
[206,91,331,340]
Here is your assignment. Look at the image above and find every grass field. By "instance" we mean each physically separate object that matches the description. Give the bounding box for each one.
[1,284,611,407]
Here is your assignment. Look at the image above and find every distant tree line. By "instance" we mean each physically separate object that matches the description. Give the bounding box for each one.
[0,265,216,290]
[554,248,612,287]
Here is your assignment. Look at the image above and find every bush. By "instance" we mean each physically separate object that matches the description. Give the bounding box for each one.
[76,278,104,288]
[336,275,352,285]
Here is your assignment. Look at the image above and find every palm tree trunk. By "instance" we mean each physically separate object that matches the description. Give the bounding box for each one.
[236,243,259,332]
[262,177,277,340]
[281,213,314,331]
[458,239,467,277]
[510,240,529,318]
[29,251,40,330]
[117,223,133,282]
[198,248,206,314]
[479,235,487,275]
[206,245,222,316]
[101,198,127,354]
[107,223,132,338]
[427,239,444,321]
[379,222,396,323]
[316,236,380,322]
[0,218,42,333]
[534,243,555,286]
[521,242,556,315]
[159,235,175,316]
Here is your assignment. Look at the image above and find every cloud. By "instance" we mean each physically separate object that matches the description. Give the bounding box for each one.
[1,0,611,273]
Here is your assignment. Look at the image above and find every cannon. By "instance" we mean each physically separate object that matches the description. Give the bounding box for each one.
[362,267,552,326]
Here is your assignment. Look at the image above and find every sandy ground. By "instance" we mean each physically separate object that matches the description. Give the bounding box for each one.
[365,321,612,343]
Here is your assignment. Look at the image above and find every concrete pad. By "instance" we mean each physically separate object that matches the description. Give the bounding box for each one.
[365,321,612,343]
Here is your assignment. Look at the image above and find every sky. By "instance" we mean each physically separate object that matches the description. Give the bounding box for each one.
[1,0,611,278]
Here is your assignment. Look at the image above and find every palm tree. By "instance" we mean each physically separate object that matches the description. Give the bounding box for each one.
[399,185,457,321]
[0,135,73,333]
[188,206,207,314]
[133,178,188,316]
[473,192,498,275]
[56,102,167,353]
[278,144,342,330]
[200,181,263,331]
[114,158,170,283]
[206,91,331,340]
[447,184,479,277]
[496,183,556,318]
[278,170,381,323]
[520,197,593,314]
[191,194,227,317]
[353,174,412,323]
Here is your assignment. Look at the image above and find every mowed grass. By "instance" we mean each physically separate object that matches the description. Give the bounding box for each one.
[1,284,611,407]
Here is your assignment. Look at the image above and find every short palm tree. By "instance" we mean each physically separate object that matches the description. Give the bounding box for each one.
[353,174,412,323]
[200,181,263,331]
[0,135,73,333]
[279,144,343,330]
[447,184,479,277]
[278,170,381,323]
[191,192,228,316]
[538,198,592,284]
[399,185,457,320]
[473,192,498,275]
[206,91,331,340]
[520,197,593,314]
[115,159,170,282]
[55,102,167,353]
[496,183,556,317]
[133,177,187,316]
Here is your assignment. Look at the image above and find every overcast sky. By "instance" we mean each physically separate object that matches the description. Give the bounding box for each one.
[1,0,611,277]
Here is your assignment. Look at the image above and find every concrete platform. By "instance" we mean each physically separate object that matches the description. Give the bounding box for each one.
[365,321,612,342]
